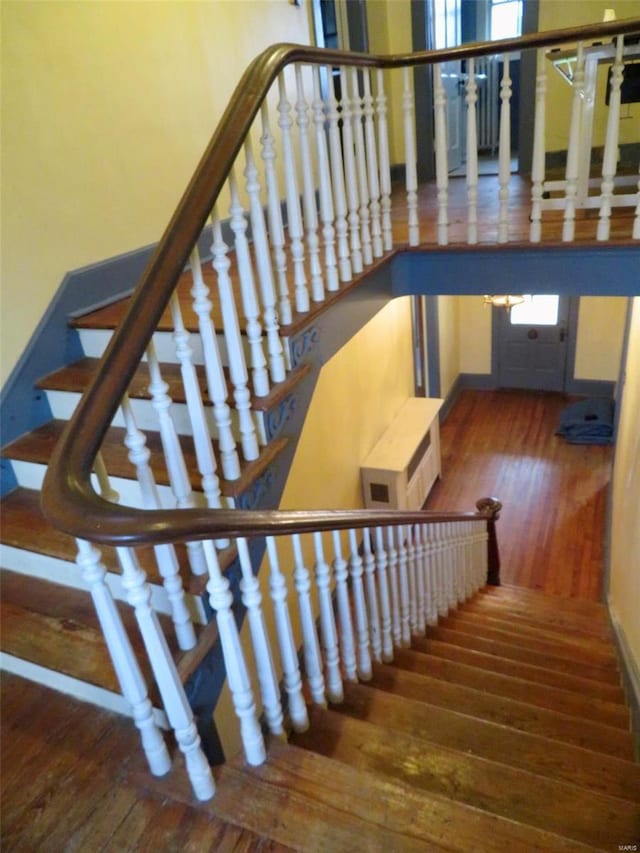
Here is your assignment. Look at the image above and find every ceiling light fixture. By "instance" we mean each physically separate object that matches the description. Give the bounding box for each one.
[483,294,527,311]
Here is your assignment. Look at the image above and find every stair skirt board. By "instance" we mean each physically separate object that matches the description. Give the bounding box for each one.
[0,652,169,730]
[0,545,208,624]
[609,598,640,757]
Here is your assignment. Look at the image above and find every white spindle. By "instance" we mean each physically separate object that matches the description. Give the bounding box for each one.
[362,527,382,663]
[292,534,326,705]
[260,102,293,325]
[376,69,393,252]
[311,66,339,293]
[412,524,426,635]
[434,523,448,618]
[466,58,479,245]
[75,539,171,778]
[332,531,357,680]
[529,48,547,242]
[444,523,457,612]
[424,523,438,626]
[348,528,372,679]
[120,395,196,651]
[243,139,287,384]
[265,536,309,731]
[228,168,270,398]
[403,66,420,246]
[340,67,363,274]
[396,525,411,646]
[145,341,207,577]
[386,525,402,646]
[374,526,394,662]
[327,67,352,281]
[563,43,585,242]
[350,67,373,266]
[295,65,325,303]
[277,74,310,313]
[116,546,215,801]
[236,537,284,736]
[498,54,512,244]
[211,207,260,462]
[363,69,383,258]
[313,532,343,702]
[433,64,449,246]
[205,541,266,766]
[189,246,240,481]
[597,36,624,241]
[406,525,422,635]
[93,452,119,503]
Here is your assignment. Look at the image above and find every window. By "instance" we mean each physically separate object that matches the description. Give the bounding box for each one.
[490,0,522,41]
[510,295,560,326]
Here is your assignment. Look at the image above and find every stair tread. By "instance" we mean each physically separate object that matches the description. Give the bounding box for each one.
[419,625,621,684]
[291,704,640,849]
[416,636,626,702]
[140,737,601,852]
[391,646,629,729]
[0,487,237,594]
[437,612,619,669]
[36,356,311,414]
[335,680,640,803]
[368,661,634,759]
[1,419,287,499]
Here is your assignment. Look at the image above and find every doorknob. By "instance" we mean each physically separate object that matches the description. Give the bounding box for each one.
[527,329,538,340]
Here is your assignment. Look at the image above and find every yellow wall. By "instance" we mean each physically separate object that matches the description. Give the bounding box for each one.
[609,297,640,684]
[459,296,493,374]
[538,0,640,153]
[574,297,627,381]
[1,0,312,386]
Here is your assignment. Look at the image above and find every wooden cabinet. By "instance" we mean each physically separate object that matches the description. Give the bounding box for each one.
[361,397,444,510]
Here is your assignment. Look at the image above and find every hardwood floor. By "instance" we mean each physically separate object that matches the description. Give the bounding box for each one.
[425,389,613,602]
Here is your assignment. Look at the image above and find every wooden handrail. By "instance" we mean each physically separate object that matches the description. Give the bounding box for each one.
[42,18,640,548]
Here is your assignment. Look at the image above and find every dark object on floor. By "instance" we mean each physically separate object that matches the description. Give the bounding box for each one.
[556,398,614,445]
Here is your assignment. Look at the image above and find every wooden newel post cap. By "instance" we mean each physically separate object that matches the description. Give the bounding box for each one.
[476,497,502,519]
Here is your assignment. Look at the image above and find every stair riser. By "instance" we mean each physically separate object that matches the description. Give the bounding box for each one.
[0,544,207,625]
[78,327,239,368]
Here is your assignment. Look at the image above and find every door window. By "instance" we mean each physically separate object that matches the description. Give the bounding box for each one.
[490,0,522,40]
[509,295,560,326]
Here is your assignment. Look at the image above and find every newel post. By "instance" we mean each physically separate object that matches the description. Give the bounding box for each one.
[476,497,502,586]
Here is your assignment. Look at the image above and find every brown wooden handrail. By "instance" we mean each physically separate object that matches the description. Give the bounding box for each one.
[42,18,640,548]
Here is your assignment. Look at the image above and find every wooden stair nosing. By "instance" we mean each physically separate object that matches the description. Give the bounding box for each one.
[368,661,635,760]
[419,626,621,685]
[291,705,640,849]
[436,613,620,670]
[334,680,640,804]
[391,646,630,729]
[481,584,611,619]
[1,419,287,500]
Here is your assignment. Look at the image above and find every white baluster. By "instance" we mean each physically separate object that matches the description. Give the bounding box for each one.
[260,102,293,326]
[530,49,547,242]
[311,66,339,293]
[236,538,284,736]
[145,341,208,577]
[424,523,438,626]
[327,67,352,281]
[433,64,449,246]
[189,246,240,481]
[633,166,640,240]
[362,527,382,663]
[295,65,324,303]
[403,67,420,246]
[265,536,309,731]
[211,207,260,462]
[598,36,624,241]
[340,67,363,274]
[396,525,411,646]
[313,532,343,702]
[75,539,171,778]
[374,526,394,662]
[363,69,383,258]
[350,68,373,266]
[498,54,512,244]
[278,73,309,313]
[466,58,479,245]
[376,69,393,252]
[292,534,326,705]
[563,42,585,242]
[205,541,266,765]
[412,524,426,635]
[120,396,196,651]
[228,168,270,398]
[348,528,372,680]
[386,525,402,646]
[93,452,119,502]
[406,525,420,635]
[116,546,214,801]
[332,530,358,680]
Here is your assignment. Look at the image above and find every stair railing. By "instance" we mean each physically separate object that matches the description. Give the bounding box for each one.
[41,19,638,801]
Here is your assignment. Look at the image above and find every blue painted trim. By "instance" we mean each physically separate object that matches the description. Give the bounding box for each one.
[565,379,616,398]
[425,296,440,397]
